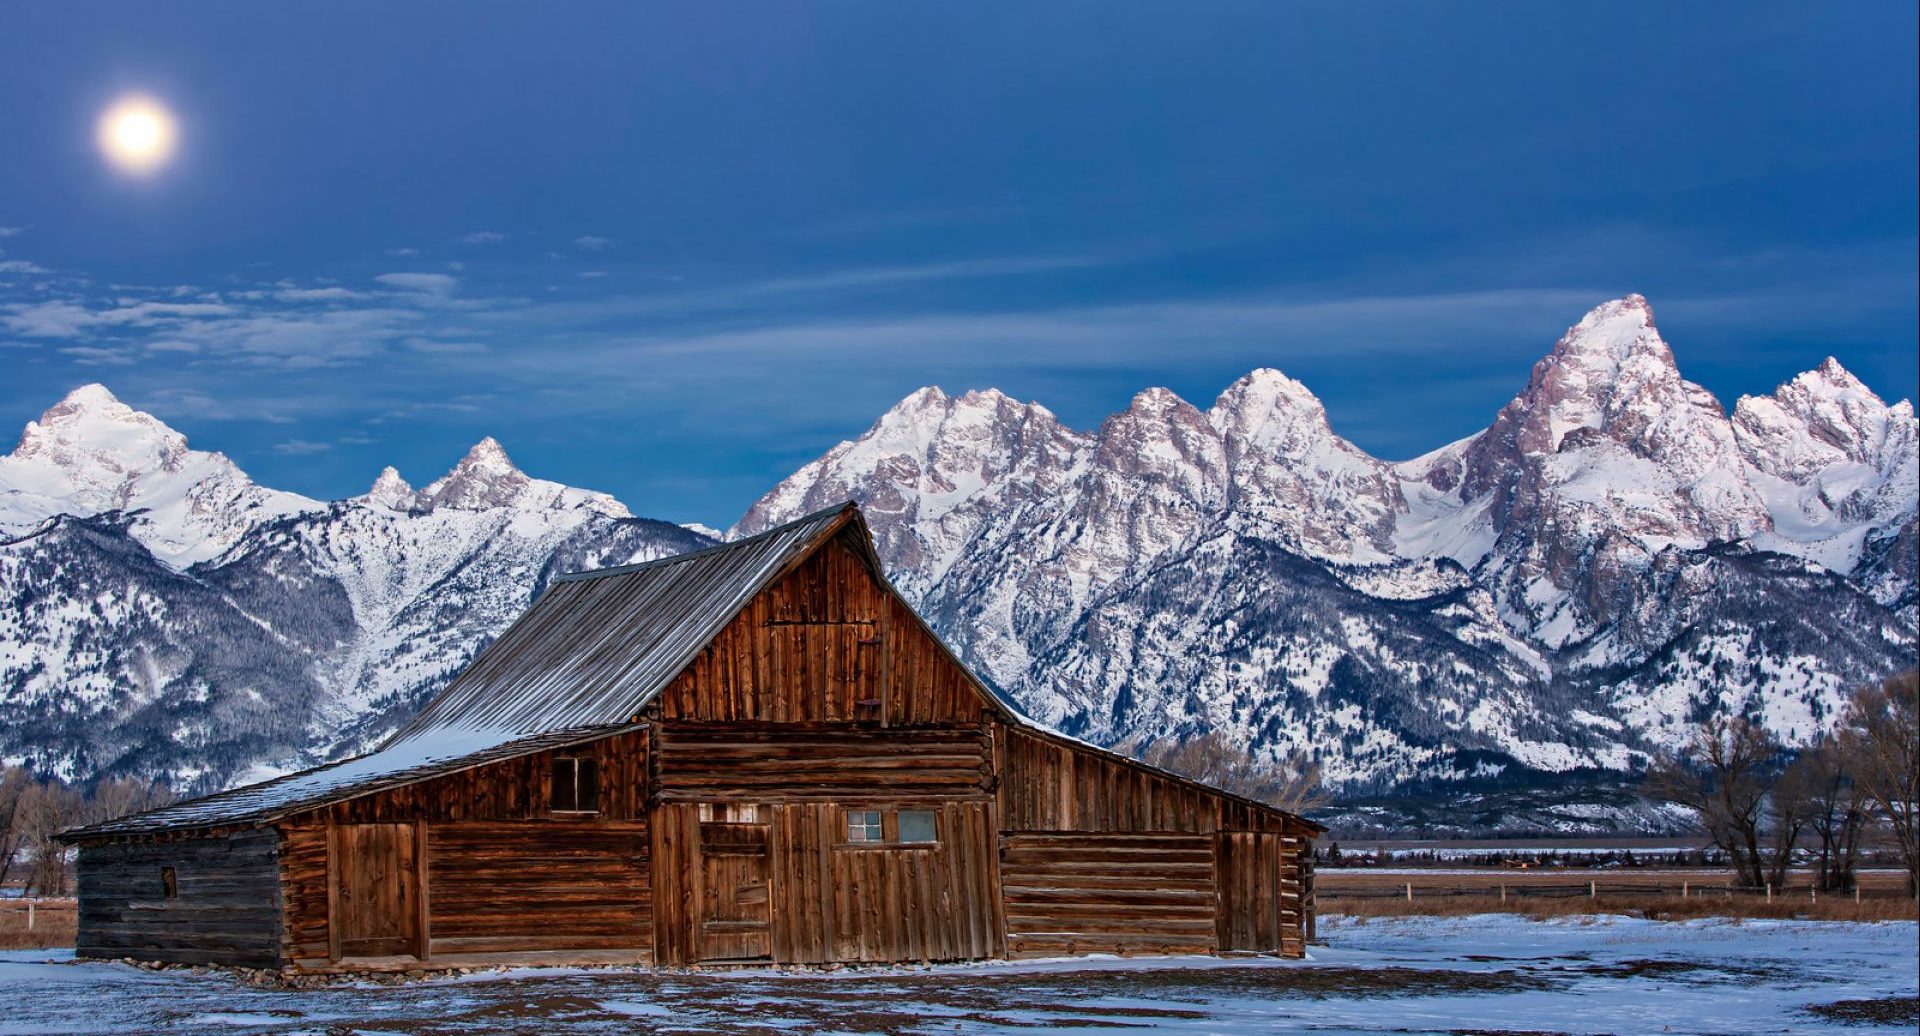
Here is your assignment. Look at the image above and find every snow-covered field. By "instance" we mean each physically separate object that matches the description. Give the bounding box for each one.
[4,915,1914,1035]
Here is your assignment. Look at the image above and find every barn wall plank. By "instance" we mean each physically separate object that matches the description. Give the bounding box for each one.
[75,829,286,969]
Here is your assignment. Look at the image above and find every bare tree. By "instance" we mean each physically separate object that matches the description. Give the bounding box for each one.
[1763,752,1815,891]
[0,766,28,891]
[1795,736,1871,892]
[1839,670,1919,898]
[16,780,83,897]
[86,776,177,826]
[1645,714,1781,889]
[1133,732,1325,814]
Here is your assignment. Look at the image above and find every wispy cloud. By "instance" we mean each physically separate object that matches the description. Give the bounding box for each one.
[386,247,421,258]
[404,337,489,354]
[271,439,333,455]
[0,260,51,275]
[272,286,370,302]
[58,345,137,366]
[0,226,25,238]
[460,231,506,245]
[572,235,614,251]
[3,299,236,337]
[374,272,460,297]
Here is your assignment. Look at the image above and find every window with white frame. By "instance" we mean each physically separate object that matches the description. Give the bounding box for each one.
[846,810,884,842]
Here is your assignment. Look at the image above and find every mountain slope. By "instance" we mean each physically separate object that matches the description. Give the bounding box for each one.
[0,395,709,791]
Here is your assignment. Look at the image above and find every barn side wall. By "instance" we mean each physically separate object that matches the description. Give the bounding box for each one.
[278,729,652,965]
[75,828,286,968]
[996,725,1313,958]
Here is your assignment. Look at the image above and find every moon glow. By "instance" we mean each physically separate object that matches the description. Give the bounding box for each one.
[97,95,178,175]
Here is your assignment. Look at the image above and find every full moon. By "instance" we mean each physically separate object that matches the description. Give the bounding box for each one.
[97,95,178,175]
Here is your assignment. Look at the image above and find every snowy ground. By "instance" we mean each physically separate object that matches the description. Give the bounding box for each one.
[5,915,1914,1035]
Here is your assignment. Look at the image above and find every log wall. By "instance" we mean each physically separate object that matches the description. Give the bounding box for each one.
[75,829,285,968]
[653,722,994,802]
[426,822,650,958]
[278,729,653,964]
[997,725,1313,958]
[1000,832,1218,957]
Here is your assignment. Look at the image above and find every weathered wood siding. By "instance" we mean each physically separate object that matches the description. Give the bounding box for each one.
[997,726,1312,958]
[653,723,994,802]
[426,822,651,958]
[305,730,650,825]
[998,725,1226,833]
[654,535,989,726]
[279,730,652,963]
[654,800,1002,966]
[1000,832,1218,957]
[75,829,285,968]
[1216,830,1307,956]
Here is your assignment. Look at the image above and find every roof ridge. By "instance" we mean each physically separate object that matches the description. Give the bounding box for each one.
[551,500,858,584]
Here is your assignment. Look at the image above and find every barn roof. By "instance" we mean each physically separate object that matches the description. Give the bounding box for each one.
[68,505,863,839]
[68,501,1320,840]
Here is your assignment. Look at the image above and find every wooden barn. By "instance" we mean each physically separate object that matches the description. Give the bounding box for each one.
[63,503,1321,971]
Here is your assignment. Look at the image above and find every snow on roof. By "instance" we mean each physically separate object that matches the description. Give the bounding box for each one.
[65,725,630,839]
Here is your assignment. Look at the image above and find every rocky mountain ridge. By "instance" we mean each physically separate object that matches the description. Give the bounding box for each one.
[737,296,1917,790]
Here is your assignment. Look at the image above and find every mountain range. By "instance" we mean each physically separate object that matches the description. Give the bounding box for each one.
[3,295,1914,815]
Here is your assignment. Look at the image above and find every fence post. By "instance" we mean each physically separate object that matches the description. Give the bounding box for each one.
[1765,883,1772,903]
[1500,884,1507,904]
[1811,887,1816,905]
[1681,881,1688,899]
[27,902,33,931]
[1855,887,1861,905]
[1405,882,1413,903]
[1589,880,1596,900]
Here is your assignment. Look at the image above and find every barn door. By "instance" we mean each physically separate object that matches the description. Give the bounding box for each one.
[697,812,772,961]
[1215,831,1283,953]
[332,823,422,959]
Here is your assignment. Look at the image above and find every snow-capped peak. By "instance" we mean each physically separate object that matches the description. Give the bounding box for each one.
[416,439,533,510]
[363,466,416,511]
[9,383,193,492]
[0,384,320,566]
[413,438,630,517]
[1209,368,1335,442]
[1553,294,1663,367]
[1732,358,1916,574]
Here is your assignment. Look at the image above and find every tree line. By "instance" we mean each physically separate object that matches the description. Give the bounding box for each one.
[0,768,176,896]
[1647,670,1918,898]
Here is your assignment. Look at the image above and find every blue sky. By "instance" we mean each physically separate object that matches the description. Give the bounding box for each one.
[1,3,1914,526]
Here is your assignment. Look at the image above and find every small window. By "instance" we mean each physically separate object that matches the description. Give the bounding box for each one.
[551,757,600,813]
[160,866,178,899]
[898,810,937,843]
[846,810,883,842]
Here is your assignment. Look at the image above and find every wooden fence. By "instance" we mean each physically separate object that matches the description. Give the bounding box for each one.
[1317,881,1906,904]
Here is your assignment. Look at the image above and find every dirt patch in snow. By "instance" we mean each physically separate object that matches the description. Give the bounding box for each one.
[1804,996,1920,1027]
